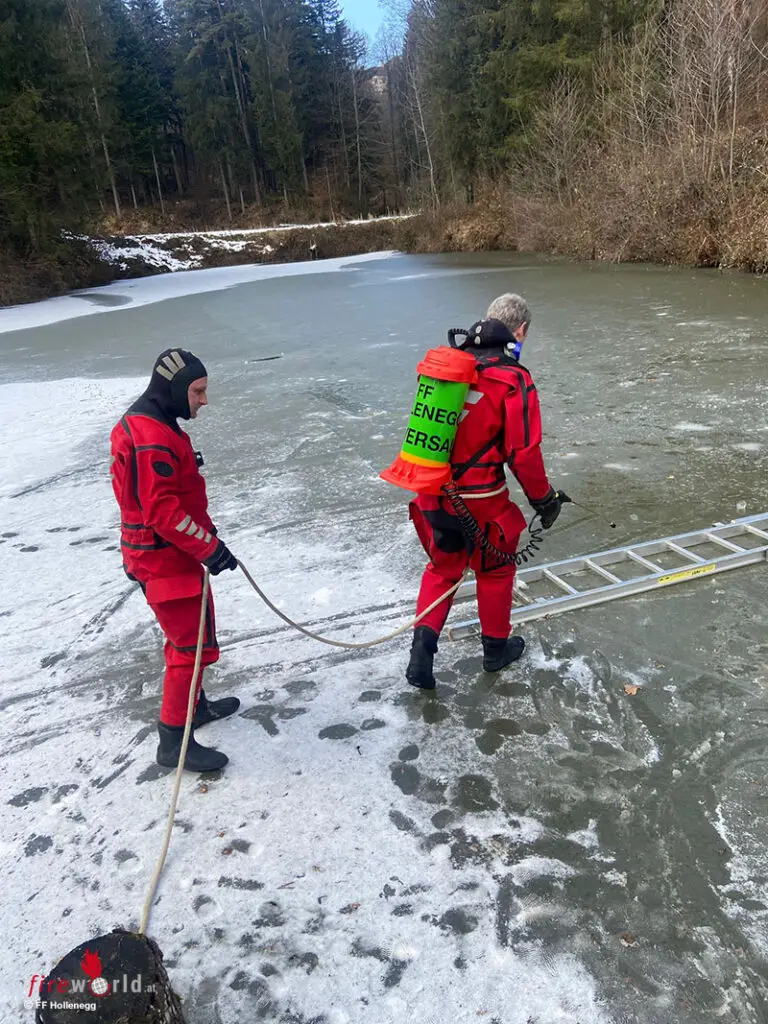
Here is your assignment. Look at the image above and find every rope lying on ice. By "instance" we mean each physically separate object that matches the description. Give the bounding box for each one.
[139,562,464,932]
[236,559,468,650]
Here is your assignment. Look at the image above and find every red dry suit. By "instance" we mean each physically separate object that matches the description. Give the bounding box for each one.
[410,353,552,639]
[110,409,220,726]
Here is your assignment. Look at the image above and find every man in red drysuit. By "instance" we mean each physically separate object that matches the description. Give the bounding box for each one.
[110,349,240,771]
[406,293,564,689]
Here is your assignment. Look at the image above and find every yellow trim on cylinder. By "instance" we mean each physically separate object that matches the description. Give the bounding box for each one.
[399,450,445,468]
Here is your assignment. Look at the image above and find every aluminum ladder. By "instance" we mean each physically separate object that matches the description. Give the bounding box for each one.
[447,512,768,641]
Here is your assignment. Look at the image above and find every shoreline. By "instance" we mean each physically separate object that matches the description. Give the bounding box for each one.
[3,196,766,311]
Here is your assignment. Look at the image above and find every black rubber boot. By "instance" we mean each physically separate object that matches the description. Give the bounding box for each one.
[156,723,229,772]
[193,689,241,729]
[481,634,526,672]
[405,626,439,690]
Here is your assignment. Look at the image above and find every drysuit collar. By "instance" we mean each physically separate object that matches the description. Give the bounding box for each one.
[460,319,524,362]
[474,345,522,369]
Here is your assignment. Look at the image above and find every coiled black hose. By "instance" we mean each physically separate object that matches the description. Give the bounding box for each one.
[441,481,544,568]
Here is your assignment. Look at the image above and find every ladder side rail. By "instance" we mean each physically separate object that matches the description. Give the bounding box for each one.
[443,515,768,609]
[448,547,768,639]
[664,513,768,545]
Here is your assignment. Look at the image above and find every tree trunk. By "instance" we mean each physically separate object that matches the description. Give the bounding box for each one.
[337,80,351,189]
[351,66,364,215]
[66,0,121,218]
[258,0,280,127]
[409,61,438,208]
[214,0,261,202]
[152,147,166,215]
[286,63,311,195]
[225,150,236,201]
[171,145,184,195]
[326,165,336,223]
[219,159,233,221]
[101,132,121,218]
[386,69,401,199]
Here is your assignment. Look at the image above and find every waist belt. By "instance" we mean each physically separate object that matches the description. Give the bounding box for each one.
[120,522,170,550]
[457,483,508,500]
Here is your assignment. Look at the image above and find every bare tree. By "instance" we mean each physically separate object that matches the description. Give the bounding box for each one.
[405,54,438,207]
[372,23,404,205]
[65,0,121,218]
[525,75,590,203]
[664,0,767,190]
[594,21,669,159]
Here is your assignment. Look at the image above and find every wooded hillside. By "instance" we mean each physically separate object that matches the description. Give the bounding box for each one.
[2,0,768,293]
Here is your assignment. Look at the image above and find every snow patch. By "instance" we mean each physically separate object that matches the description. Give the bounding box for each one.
[512,857,576,884]
[131,213,414,243]
[86,236,191,272]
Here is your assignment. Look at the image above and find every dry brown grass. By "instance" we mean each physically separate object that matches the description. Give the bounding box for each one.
[389,140,768,275]
[100,200,304,236]
[98,191,389,237]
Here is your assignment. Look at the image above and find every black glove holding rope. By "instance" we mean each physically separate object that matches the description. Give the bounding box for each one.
[205,540,238,575]
[529,487,571,529]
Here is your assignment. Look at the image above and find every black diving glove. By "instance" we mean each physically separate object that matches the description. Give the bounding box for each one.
[204,540,238,575]
[530,487,570,529]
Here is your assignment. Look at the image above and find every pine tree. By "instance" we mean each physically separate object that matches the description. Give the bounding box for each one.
[0,0,93,252]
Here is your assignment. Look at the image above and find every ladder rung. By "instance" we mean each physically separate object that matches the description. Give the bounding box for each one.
[703,532,746,553]
[664,540,707,563]
[627,551,664,573]
[543,569,578,595]
[744,524,768,540]
[584,558,621,583]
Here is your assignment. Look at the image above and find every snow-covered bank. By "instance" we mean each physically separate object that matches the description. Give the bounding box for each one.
[0,214,417,311]
[0,251,399,334]
[73,214,416,274]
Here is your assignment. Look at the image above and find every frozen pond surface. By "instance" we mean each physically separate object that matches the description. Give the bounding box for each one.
[2,252,768,1022]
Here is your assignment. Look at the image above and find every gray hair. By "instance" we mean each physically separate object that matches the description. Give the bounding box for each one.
[486,293,531,334]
